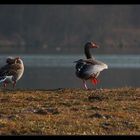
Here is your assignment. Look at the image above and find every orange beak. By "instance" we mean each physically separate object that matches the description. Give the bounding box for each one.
[89,41,99,48]
[92,43,99,48]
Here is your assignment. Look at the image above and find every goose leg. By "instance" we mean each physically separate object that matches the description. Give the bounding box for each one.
[91,78,100,86]
[91,72,100,86]
[13,81,16,88]
[3,82,7,88]
[83,80,88,90]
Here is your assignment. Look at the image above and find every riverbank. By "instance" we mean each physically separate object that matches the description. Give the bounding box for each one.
[0,87,139,135]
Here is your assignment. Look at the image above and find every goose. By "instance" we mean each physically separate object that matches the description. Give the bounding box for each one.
[0,57,24,88]
[74,42,108,89]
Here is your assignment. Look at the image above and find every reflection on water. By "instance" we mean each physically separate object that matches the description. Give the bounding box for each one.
[0,54,140,68]
[0,54,140,89]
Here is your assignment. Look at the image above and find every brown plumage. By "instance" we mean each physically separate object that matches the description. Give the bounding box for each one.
[0,57,24,88]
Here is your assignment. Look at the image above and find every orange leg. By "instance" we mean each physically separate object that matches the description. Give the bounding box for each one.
[91,78,100,86]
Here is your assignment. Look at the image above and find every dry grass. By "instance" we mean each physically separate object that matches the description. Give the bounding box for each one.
[0,87,140,135]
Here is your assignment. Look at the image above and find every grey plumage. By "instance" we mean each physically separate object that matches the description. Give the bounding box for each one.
[74,42,108,89]
[75,59,95,80]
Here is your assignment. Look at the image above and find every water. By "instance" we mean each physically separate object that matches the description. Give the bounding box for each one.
[0,54,140,68]
[0,54,140,89]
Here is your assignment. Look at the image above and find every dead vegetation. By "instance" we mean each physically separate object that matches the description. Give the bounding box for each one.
[0,87,139,135]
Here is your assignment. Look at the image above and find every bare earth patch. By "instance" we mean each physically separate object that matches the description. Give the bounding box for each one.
[0,87,139,135]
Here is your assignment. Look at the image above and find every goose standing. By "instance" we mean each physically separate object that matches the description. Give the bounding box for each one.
[74,42,108,89]
[0,57,24,88]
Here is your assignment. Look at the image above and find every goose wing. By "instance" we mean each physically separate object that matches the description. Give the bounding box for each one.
[83,59,108,72]
[75,58,108,79]
[0,63,21,77]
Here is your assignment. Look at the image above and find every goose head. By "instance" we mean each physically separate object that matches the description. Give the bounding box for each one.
[85,41,99,49]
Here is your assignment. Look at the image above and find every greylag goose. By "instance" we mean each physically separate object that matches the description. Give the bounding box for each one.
[0,57,24,88]
[74,42,108,89]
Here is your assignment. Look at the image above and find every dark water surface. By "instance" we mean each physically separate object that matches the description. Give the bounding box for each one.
[17,67,139,89]
[0,54,139,89]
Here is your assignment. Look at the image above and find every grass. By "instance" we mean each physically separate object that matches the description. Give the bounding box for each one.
[0,87,139,135]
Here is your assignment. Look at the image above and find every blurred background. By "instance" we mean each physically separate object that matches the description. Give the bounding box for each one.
[0,5,140,89]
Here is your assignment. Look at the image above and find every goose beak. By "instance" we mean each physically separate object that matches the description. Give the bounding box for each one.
[91,42,99,48]
[93,44,99,48]
[95,44,99,48]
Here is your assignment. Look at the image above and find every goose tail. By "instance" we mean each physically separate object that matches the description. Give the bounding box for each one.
[0,76,13,83]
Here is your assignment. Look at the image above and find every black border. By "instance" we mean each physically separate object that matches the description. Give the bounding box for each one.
[0,0,140,4]
[0,1,140,139]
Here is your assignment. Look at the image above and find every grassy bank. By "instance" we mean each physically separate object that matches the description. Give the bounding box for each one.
[0,87,139,135]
